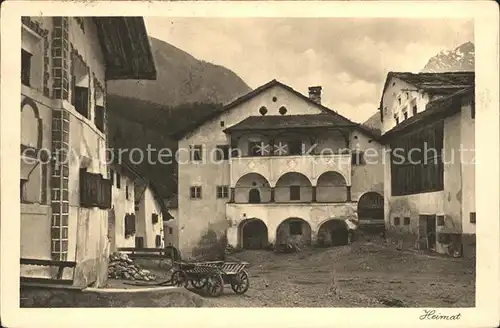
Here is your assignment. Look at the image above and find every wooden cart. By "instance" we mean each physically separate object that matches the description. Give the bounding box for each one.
[170,261,250,297]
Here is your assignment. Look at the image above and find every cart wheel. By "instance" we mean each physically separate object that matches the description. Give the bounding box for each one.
[206,274,224,297]
[230,270,250,294]
[171,270,188,288]
[191,278,207,289]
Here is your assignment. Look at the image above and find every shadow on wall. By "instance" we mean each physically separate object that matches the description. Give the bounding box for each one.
[191,229,227,261]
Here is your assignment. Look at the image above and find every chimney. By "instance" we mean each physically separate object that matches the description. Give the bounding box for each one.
[308,86,322,104]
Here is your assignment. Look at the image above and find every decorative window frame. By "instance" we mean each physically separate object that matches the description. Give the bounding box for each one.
[21,18,50,96]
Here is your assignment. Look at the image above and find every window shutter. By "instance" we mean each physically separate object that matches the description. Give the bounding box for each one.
[98,178,112,209]
[80,169,88,206]
[105,178,112,209]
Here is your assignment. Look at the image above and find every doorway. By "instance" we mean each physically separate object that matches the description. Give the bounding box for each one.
[241,219,268,249]
[418,214,437,251]
[426,215,437,251]
[249,188,261,203]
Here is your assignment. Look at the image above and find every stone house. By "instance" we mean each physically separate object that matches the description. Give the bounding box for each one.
[377,71,475,257]
[108,161,171,251]
[171,80,385,260]
[20,16,156,287]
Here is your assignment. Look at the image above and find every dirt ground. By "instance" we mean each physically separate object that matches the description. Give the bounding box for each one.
[203,238,475,307]
[101,237,474,308]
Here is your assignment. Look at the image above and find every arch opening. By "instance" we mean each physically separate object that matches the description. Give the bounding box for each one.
[275,217,312,247]
[275,172,312,203]
[317,219,350,247]
[239,218,269,249]
[316,171,347,203]
[235,173,271,203]
[357,192,384,233]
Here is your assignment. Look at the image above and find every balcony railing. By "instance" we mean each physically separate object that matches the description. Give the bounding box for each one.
[229,185,351,203]
[229,153,351,188]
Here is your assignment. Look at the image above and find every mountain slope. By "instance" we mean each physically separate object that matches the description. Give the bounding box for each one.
[107,37,252,106]
[107,94,223,198]
[421,41,475,73]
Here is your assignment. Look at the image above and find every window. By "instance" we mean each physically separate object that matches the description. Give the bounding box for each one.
[289,186,301,201]
[249,141,263,156]
[390,120,444,196]
[404,217,410,225]
[470,212,476,223]
[168,227,173,234]
[190,186,202,199]
[351,150,365,165]
[95,105,105,132]
[21,49,32,86]
[437,215,445,226]
[215,145,230,161]
[152,213,159,224]
[395,117,399,125]
[220,121,225,127]
[71,53,90,118]
[288,140,303,155]
[394,217,400,225]
[216,186,229,199]
[125,214,136,238]
[116,172,121,189]
[94,83,105,132]
[155,235,162,247]
[79,169,112,209]
[289,221,302,235]
[259,106,268,116]
[73,86,89,117]
[403,112,408,120]
[412,105,418,116]
[125,184,129,200]
[134,236,144,248]
[279,106,288,115]
[189,145,203,161]
[110,170,114,186]
[398,97,401,105]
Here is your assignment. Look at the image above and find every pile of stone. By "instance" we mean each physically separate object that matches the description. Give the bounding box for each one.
[107,252,157,281]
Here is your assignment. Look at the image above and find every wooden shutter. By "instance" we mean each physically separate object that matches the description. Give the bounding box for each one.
[98,178,112,209]
[80,169,88,206]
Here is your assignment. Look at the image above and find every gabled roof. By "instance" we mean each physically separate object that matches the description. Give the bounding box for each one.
[224,114,357,133]
[378,71,474,113]
[379,86,474,142]
[172,79,380,140]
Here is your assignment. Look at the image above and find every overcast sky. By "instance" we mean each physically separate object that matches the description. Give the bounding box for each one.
[145,18,473,123]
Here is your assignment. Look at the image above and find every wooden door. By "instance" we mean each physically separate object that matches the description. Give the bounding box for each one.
[426,215,437,251]
[418,215,428,250]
